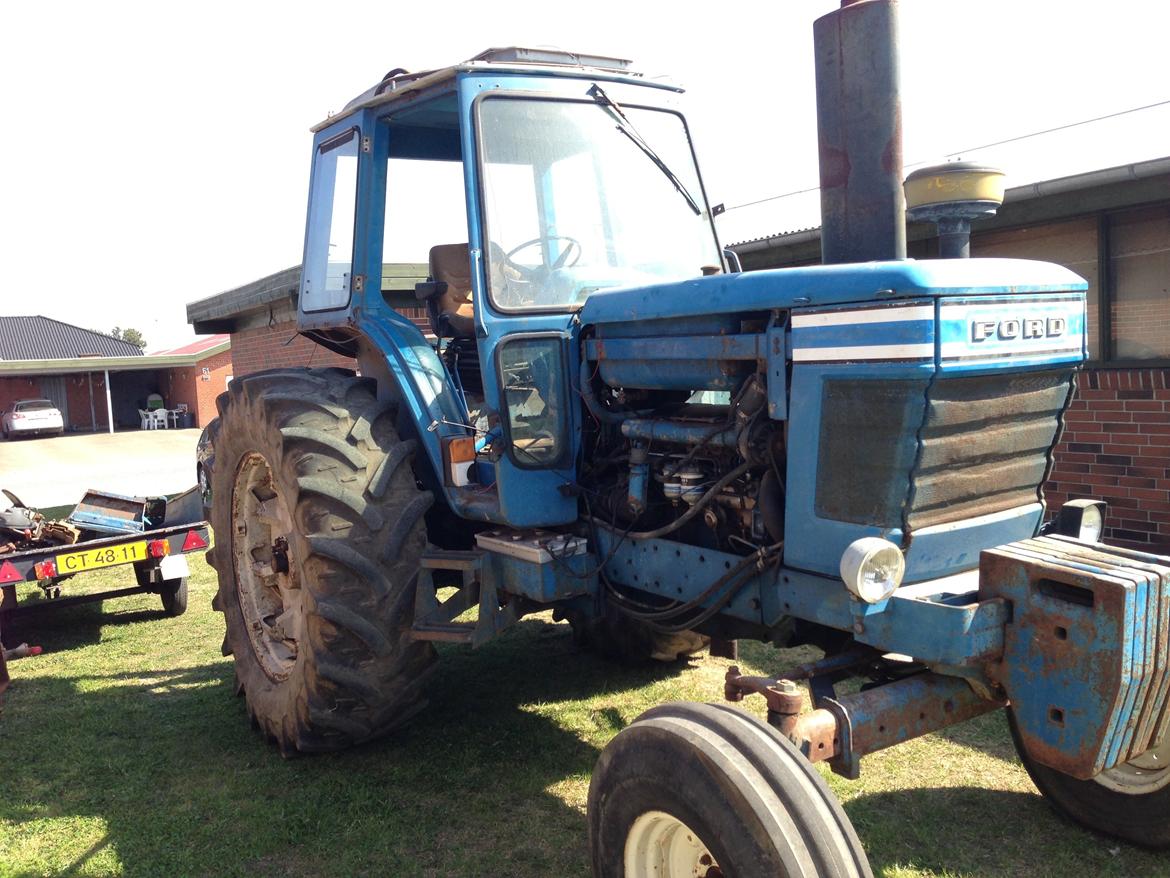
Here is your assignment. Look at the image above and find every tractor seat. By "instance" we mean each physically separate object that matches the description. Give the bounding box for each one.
[417,243,475,338]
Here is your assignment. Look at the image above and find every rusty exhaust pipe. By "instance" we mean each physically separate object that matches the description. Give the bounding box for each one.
[814,0,906,265]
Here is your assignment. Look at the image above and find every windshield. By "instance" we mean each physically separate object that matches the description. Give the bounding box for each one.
[478,96,721,311]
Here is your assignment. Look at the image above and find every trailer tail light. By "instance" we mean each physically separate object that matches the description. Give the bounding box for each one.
[0,561,22,584]
[182,530,208,552]
[148,540,170,558]
[34,560,57,580]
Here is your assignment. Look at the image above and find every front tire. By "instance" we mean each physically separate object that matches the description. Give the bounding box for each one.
[589,702,872,878]
[209,367,437,754]
[1010,711,1170,847]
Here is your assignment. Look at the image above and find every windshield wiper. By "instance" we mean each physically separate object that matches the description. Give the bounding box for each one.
[588,83,702,216]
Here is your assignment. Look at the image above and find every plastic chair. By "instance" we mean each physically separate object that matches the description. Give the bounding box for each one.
[139,409,153,430]
[148,409,169,430]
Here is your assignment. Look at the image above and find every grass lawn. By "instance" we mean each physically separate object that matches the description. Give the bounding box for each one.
[2,548,1168,877]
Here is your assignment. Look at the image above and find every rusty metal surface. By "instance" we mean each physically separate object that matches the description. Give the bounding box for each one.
[726,664,1001,777]
[980,536,1170,779]
[724,666,804,717]
[837,673,1003,760]
[724,648,879,714]
[789,708,840,762]
[814,0,906,264]
[905,370,1074,531]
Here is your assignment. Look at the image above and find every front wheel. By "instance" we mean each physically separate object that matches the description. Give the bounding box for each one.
[1010,711,1170,847]
[588,702,872,878]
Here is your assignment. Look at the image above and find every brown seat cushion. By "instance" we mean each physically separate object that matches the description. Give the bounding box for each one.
[429,243,475,322]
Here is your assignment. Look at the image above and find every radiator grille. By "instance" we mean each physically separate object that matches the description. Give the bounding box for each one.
[906,370,1075,530]
[815,369,1074,531]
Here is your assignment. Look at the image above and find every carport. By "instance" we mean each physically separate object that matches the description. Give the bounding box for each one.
[1,356,181,432]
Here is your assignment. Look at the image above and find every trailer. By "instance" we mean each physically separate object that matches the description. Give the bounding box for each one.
[0,487,210,638]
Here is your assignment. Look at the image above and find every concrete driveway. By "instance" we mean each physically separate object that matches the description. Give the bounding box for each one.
[0,429,202,509]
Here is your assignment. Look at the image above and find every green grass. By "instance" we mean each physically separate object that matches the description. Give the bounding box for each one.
[2,553,1169,877]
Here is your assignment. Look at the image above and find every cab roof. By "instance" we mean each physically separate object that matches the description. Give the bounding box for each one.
[312,46,679,132]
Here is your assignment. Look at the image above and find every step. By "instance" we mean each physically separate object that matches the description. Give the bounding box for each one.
[419,550,484,572]
[410,621,475,643]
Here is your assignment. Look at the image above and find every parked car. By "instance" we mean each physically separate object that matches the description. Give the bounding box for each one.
[1,399,64,439]
[196,418,218,520]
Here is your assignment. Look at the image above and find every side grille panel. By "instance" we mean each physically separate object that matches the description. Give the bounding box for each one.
[815,379,927,525]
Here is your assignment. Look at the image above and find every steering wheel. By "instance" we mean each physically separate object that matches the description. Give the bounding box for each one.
[502,236,582,281]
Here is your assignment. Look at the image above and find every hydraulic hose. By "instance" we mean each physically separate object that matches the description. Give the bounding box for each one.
[620,461,753,541]
[578,360,625,424]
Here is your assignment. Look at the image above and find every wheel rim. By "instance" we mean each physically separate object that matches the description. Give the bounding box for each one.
[231,452,302,682]
[198,465,212,510]
[624,810,723,878]
[1095,734,1170,794]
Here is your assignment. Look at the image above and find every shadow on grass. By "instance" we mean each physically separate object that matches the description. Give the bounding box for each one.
[0,615,683,877]
[1,597,172,651]
[8,606,1170,877]
[847,785,1170,878]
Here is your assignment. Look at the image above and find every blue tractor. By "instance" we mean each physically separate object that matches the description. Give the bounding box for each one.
[206,2,1170,873]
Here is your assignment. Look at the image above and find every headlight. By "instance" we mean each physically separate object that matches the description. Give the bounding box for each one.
[839,537,905,604]
[1055,499,1107,543]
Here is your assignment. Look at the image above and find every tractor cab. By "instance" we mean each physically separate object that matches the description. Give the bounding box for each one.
[297,48,723,527]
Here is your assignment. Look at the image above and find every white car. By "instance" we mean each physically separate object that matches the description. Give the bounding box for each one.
[1,399,64,439]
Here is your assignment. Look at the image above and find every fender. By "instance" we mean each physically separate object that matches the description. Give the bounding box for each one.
[353,310,500,524]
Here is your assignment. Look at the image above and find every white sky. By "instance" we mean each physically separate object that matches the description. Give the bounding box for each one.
[2,0,1167,350]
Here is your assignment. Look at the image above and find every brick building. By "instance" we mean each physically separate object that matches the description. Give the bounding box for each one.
[0,316,229,431]
[150,336,234,428]
[187,264,428,376]
[730,157,1170,551]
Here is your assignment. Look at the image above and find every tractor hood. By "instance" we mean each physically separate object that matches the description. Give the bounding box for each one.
[579,258,1086,326]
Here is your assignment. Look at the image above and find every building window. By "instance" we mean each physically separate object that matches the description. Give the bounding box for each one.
[1110,204,1170,361]
[973,217,1100,360]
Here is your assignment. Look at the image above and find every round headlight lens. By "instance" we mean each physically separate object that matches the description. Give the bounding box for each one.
[1055,499,1108,543]
[840,537,906,604]
[1078,504,1104,542]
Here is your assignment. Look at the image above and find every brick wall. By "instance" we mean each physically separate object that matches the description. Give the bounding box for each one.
[229,307,430,379]
[161,349,233,429]
[63,372,110,430]
[0,377,42,414]
[230,324,354,377]
[1048,368,1170,550]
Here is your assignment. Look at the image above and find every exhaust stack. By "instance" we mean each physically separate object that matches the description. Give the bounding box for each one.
[814,0,906,265]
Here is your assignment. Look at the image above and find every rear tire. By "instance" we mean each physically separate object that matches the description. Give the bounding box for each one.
[160,578,188,617]
[209,367,437,754]
[1009,710,1170,848]
[589,701,872,878]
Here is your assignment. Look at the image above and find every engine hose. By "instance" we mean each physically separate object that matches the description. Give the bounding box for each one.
[620,461,753,541]
[607,545,780,633]
[577,361,658,425]
[606,542,776,623]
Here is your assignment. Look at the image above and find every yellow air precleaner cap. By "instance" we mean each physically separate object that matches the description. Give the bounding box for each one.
[904,162,1006,212]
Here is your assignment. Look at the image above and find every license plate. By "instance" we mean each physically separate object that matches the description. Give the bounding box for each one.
[57,541,148,573]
